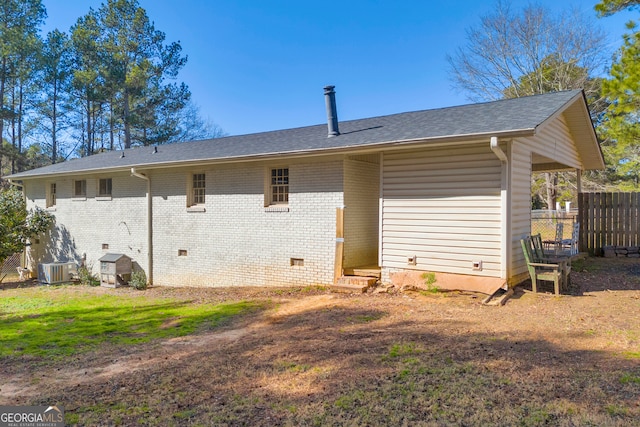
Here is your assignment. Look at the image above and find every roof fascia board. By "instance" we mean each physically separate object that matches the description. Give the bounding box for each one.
[7,128,535,180]
[533,162,576,172]
[534,90,583,132]
[572,93,605,169]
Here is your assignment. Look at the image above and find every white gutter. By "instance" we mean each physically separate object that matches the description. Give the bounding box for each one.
[130,168,153,286]
[490,136,508,163]
[5,129,538,181]
[490,137,510,284]
[7,179,23,190]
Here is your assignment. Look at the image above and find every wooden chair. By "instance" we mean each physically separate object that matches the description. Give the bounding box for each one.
[543,222,564,256]
[531,233,571,287]
[521,236,570,295]
[530,234,547,261]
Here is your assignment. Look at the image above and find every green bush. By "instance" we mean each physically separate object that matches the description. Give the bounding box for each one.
[129,270,148,290]
[77,266,100,287]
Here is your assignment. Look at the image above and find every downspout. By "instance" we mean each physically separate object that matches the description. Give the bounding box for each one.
[130,168,153,286]
[490,137,510,285]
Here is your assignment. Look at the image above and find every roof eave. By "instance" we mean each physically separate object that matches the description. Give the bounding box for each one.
[4,128,536,180]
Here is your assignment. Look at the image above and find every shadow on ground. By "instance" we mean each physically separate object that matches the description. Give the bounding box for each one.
[2,271,637,426]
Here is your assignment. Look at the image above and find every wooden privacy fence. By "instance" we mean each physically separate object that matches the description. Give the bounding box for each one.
[578,192,640,255]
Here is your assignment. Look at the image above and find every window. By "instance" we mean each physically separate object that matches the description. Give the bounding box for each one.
[46,183,56,208]
[187,173,206,210]
[192,173,205,205]
[73,180,86,198]
[99,178,112,197]
[271,168,289,204]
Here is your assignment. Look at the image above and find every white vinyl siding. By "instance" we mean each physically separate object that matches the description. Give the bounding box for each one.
[382,145,503,277]
[510,142,533,279]
[522,114,581,170]
[510,112,584,281]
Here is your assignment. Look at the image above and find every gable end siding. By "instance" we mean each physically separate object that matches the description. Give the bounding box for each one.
[526,114,581,169]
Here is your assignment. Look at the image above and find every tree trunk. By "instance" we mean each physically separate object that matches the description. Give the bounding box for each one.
[52,78,57,163]
[0,57,5,165]
[86,97,92,156]
[123,90,131,148]
[10,85,15,174]
[109,98,114,151]
[17,81,23,171]
[545,172,558,210]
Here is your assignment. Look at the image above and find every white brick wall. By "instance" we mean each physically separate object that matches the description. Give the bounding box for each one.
[26,173,148,277]
[25,157,344,287]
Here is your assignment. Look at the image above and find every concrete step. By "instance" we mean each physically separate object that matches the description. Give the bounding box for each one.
[331,276,378,293]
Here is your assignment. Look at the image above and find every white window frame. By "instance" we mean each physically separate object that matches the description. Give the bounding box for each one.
[46,182,57,209]
[73,179,86,200]
[269,167,289,205]
[97,178,112,200]
[187,172,206,211]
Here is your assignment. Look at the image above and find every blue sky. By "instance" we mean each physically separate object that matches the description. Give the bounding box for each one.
[42,1,635,136]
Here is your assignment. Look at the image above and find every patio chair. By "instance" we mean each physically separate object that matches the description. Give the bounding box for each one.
[543,222,564,256]
[521,236,570,295]
[532,233,572,283]
[561,223,580,256]
[530,234,547,262]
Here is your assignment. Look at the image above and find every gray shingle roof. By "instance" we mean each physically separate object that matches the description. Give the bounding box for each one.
[6,90,584,179]
[99,253,131,262]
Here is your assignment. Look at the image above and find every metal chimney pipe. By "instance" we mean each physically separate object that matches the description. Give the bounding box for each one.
[324,85,340,137]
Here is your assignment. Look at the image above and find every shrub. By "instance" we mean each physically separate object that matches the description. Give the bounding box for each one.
[129,270,148,290]
[77,265,100,287]
[421,272,440,293]
[0,188,54,268]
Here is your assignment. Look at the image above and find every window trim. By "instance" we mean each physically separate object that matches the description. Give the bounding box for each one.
[187,172,206,211]
[266,167,289,207]
[72,179,87,200]
[97,178,113,200]
[46,182,57,209]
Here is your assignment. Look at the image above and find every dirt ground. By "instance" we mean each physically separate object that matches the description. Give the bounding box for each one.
[1,257,639,426]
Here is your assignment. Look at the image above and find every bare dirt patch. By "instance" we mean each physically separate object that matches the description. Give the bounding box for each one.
[1,258,639,426]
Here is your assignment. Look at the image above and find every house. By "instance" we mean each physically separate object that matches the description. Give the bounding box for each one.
[5,87,603,293]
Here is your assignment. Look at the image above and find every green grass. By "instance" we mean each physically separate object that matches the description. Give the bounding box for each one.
[619,373,640,384]
[347,312,385,323]
[0,286,263,359]
[384,342,422,360]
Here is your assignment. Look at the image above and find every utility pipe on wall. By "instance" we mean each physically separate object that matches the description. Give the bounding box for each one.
[130,168,153,286]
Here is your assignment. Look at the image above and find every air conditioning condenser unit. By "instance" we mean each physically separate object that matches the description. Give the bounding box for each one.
[38,262,75,284]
